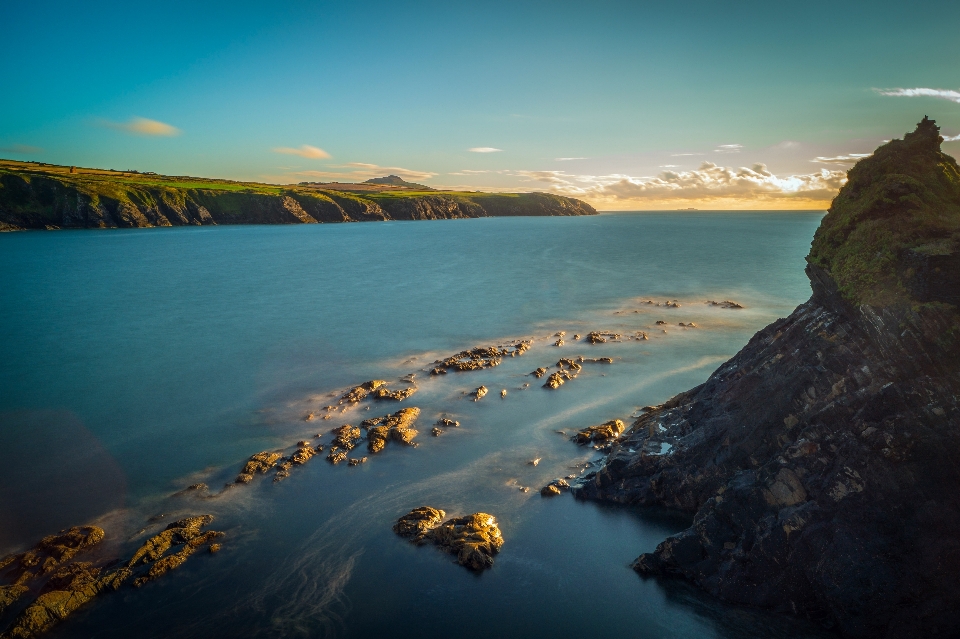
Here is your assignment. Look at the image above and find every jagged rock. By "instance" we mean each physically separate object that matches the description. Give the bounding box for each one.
[331,425,362,450]
[435,418,459,428]
[0,526,105,589]
[707,300,744,309]
[348,457,367,466]
[133,530,223,587]
[431,427,443,437]
[326,449,347,465]
[472,386,487,401]
[575,120,960,638]
[235,451,282,483]
[372,387,417,401]
[554,338,564,346]
[586,331,606,343]
[528,458,541,466]
[540,485,562,497]
[363,407,421,453]
[531,367,547,378]
[500,389,507,397]
[338,380,388,404]
[572,419,625,444]
[289,445,318,465]
[393,506,446,538]
[573,334,582,340]
[431,342,530,374]
[209,544,222,554]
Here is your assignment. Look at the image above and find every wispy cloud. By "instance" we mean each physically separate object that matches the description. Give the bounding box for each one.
[293,162,436,182]
[811,153,872,165]
[555,157,587,161]
[876,87,960,103]
[102,117,181,136]
[273,145,331,159]
[714,144,743,153]
[772,141,801,149]
[671,152,705,157]
[0,144,43,154]
[944,133,960,142]
[513,162,845,209]
[469,147,502,153]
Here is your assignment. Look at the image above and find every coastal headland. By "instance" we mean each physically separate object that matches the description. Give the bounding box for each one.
[0,161,596,231]
[575,118,960,637]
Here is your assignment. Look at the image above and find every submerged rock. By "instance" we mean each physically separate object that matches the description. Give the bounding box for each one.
[540,479,570,497]
[706,300,744,309]
[572,419,625,445]
[394,509,504,571]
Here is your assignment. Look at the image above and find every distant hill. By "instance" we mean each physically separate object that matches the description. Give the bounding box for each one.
[363,175,434,190]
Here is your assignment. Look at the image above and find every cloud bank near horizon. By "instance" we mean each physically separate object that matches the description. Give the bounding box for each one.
[512,162,846,210]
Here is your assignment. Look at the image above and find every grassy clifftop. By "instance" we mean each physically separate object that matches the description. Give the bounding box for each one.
[0,160,596,230]
[809,117,960,307]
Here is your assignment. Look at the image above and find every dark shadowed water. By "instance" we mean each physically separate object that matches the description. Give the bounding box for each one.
[0,212,836,638]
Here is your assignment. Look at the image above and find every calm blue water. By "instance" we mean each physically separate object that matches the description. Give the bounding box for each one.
[0,213,834,638]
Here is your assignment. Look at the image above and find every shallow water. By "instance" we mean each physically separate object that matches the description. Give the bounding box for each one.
[0,212,835,638]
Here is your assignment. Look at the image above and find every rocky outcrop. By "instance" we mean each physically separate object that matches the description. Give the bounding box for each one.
[574,119,960,638]
[0,517,222,638]
[571,419,625,445]
[430,342,531,375]
[362,407,421,453]
[393,508,504,571]
[235,451,282,483]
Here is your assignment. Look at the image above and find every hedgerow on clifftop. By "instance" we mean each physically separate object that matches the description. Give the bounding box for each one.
[809,117,960,307]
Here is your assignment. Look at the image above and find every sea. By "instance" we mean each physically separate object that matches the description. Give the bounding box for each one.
[0,212,837,638]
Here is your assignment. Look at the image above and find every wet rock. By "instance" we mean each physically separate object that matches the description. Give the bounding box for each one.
[586,331,606,344]
[0,526,105,589]
[128,516,214,567]
[554,338,564,347]
[331,425,362,451]
[326,449,347,465]
[706,300,744,309]
[573,334,582,340]
[531,367,548,378]
[500,389,507,398]
[304,413,315,421]
[363,407,421,453]
[655,320,666,325]
[235,451,282,483]
[338,380,388,404]
[435,418,460,428]
[393,506,447,538]
[348,457,367,466]
[528,458,541,466]
[472,386,488,401]
[132,530,223,587]
[290,445,318,465]
[540,485,562,497]
[431,427,443,437]
[394,508,504,570]
[572,419,625,445]
[372,387,417,401]
[431,342,531,374]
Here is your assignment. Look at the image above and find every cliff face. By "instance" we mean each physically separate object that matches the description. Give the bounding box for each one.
[575,120,960,638]
[0,166,596,230]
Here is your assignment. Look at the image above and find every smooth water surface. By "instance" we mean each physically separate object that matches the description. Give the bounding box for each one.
[0,212,833,638]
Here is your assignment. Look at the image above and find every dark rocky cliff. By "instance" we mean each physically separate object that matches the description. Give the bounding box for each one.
[0,166,596,230]
[575,119,960,637]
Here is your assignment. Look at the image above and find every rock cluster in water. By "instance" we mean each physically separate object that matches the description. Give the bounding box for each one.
[575,119,960,638]
[362,407,421,453]
[393,508,504,571]
[0,517,222,638]
[429,342,530,375]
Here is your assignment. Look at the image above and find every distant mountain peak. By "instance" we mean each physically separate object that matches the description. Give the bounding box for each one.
[363,175,434,190]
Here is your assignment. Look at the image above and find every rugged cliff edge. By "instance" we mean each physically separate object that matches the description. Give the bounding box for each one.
[575,118,960,638]
[0,161,595,230]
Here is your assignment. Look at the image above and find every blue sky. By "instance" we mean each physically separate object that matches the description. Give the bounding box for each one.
[2,0,959,209]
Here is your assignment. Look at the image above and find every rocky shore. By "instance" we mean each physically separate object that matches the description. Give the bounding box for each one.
[574,119,960,637]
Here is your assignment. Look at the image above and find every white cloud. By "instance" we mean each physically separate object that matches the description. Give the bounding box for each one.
[714,144,743,153]
[876,87,960,103]
[555,157,587,161]
[102,117,181,137]
[513,161,846,208]
[293,162,436,182]
[944,133,960,142]
[273,145,331,159]
[469,147,502,153]
[772,141,801,149]
[811,153,872,165]
[671,152,705,157]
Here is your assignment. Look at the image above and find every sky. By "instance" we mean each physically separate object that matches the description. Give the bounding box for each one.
[2,0,959,210]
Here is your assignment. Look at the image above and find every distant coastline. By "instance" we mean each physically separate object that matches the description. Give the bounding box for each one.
[0,160,596,231]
